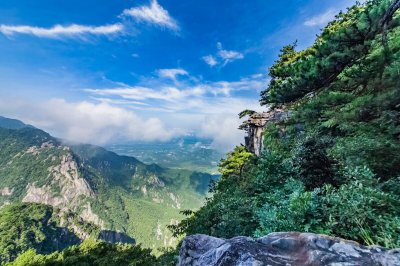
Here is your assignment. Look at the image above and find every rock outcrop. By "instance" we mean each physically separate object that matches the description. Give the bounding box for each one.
[98,230,136,244]
[242,108,291,156]
[178,232,400,266]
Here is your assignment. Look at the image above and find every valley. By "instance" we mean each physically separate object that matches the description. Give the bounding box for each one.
[105,137,223,174]
[0,117,217,261]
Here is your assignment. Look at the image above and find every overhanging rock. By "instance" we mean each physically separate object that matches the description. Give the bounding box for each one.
[241,108,291,156]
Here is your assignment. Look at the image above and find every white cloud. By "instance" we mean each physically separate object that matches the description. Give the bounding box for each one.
[218,49,244,64]
[122,0,179,31]
[91,97,150,106]
[304,9,337,27]
[157,68,188,80]
[198,115,245,151]
[0,95,261,152]
[0,98,176,144]
[202,55,218,66]
[0,23,123,38]
[0,70,267,152]
[85,72,266,109]
[85,86,206,102]
[203,42,244,67]
[214,75,267,94]
[82,72,267,151]
[0,0,179,40]
[84,73,266,106]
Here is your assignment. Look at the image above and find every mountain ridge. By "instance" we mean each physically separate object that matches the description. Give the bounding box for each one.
[0,116,215,251]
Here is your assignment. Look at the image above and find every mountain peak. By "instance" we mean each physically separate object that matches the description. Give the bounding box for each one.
[0,116,33,130]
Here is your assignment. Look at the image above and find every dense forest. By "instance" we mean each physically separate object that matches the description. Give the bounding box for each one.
[171,0,400,250]
[6,239,156,266]
[0,203,174,266]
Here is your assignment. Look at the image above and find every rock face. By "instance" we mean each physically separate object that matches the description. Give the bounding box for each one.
[242,109,291,156]
[178,232,400,266]
[98,230,136,244]
[244,112,269,156]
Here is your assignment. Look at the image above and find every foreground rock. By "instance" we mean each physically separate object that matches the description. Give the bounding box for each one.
[178,232,400,266]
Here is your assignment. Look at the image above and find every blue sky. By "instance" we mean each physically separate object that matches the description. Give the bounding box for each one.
[0,0,360,151]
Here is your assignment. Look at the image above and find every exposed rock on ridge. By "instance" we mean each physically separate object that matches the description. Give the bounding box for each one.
[21,145,102,227]
[22,148,93,210]
[178,232,400,266]
[242,108,291,156]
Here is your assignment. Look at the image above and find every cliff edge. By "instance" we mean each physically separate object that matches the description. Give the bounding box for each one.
[178,232,400,266]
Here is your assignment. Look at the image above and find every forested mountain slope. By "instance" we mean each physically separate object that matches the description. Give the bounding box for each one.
[0,203,123,264]
[0,118,215,251]
[172,0,400,249]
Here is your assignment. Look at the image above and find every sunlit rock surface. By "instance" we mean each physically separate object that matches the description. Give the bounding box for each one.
[178,232,400,266]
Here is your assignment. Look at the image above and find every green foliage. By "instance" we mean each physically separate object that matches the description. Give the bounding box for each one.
[319,179,400,248]
[255,179,321,235]
[218,145,254,177]
[173,0,400,250]
[292,136,338,189]
[238,109,256,119]
[260,0,400,104]
[0,203,80,264]
[7,239,156,266]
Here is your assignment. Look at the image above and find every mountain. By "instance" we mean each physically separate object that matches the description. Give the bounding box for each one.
[0,202,136,264]
[0,120,216,251]
[0,116,32,130]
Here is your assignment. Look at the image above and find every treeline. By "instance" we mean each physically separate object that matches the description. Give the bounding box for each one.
[6,240,156,266]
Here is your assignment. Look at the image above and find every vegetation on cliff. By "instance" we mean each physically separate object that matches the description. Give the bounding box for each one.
[0,203,171,265]
[172,0,400,249]
[7,239,156,266]
[0,203,96,264]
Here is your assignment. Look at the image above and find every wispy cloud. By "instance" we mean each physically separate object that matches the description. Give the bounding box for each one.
[203,42,244,67]
[202,55,218,67]
[0,0,179,40]
[157,68,188,80]
[0,23,123,38]
[122,0,179,32]
[85,86,207,102]
[218,50,244,65]
[84,71,266,113]
[90,97,150,106]
[304,9,337,27]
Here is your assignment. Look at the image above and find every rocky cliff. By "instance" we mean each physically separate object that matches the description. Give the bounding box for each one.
[178,232,400,266]
[242,108,291,156]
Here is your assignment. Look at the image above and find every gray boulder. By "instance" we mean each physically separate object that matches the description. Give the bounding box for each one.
[178,232,400,266]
